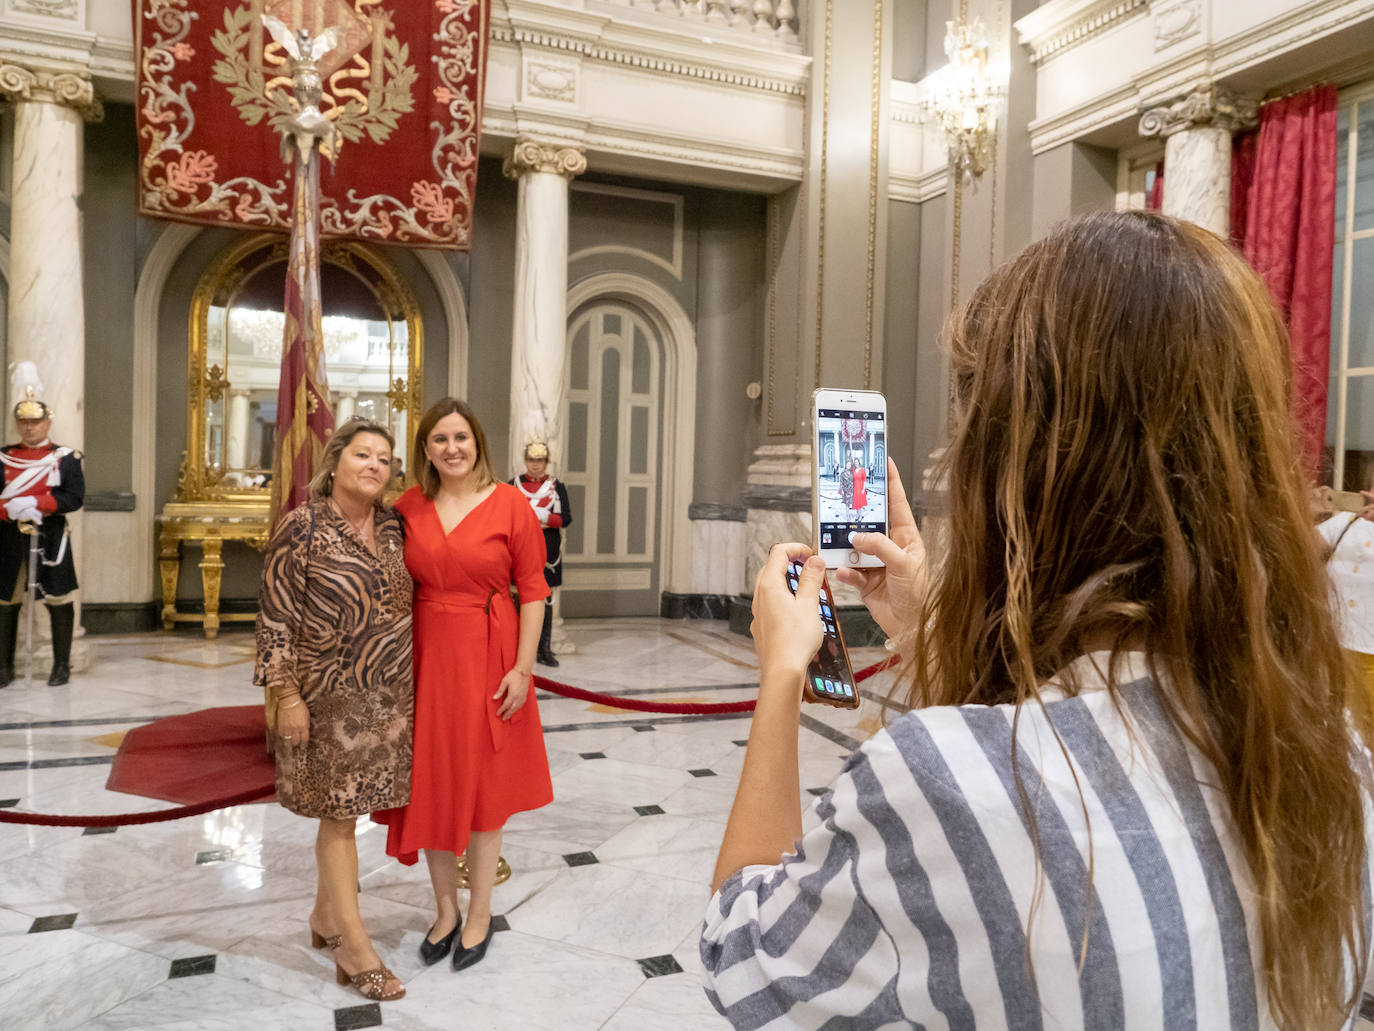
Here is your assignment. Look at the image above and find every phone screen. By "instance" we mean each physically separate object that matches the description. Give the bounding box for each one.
[786,560,859,708]
[816,406,887,553]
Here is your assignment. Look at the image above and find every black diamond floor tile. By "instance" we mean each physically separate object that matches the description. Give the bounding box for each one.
[82,825,117,835]
[1362,994,1374,1022]
[28,913,77,933]
[563,850,599,867]
[578,751,606,759]
[633,804,665,816]
[688,768,717,778]
[631,724,656,732]
[0,798,18,808]
[732,739,748,747]
[491,914,511,933]
[334,1003,383,1030]
[168,954,216,978]
[195,848,232,865]
[807,787,828,797]
[638,954,685,978]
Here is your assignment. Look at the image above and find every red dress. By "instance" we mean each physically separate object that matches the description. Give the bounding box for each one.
[852,467,867,511]
[375,484,553,864]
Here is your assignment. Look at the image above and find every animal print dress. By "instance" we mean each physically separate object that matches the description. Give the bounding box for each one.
[255,499,414,818]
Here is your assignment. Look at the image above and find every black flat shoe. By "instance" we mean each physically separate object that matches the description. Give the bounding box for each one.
[419,919,459,966]
[537,649,559,668]
[47,663,70,687]
[451,921,494,971]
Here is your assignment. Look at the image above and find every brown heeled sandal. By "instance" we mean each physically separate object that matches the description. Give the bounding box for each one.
[335,962,405,1001]
[309,927,343,950]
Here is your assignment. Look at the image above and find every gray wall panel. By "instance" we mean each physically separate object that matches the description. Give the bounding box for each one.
[83,103,138,493]
[466,155,518,474]
[882,199,920,483]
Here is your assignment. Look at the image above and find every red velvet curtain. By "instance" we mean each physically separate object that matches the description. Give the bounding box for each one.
[1234,86,1339,477]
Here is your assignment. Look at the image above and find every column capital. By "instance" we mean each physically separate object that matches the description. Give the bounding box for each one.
[502,137,587,180]
[1138,85,1257,139]
[0,62,102,121]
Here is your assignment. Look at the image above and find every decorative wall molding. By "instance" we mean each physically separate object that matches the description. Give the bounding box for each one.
[413,250,470,403]
[8,0,80,21]
[524,57,579,104]
[1025,0,1374,155]
[490,21,809,98]
[0,61,100,119]
[1139,84,1258,138]
[1015,0,1150,65]
[1153,0,1201,51]
[129,222,201,604]
[569,181,685,279]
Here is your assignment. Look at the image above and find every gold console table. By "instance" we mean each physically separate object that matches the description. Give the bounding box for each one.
[157,500,270,639]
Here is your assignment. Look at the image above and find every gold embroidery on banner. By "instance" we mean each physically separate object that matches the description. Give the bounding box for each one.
[138,0,484,246]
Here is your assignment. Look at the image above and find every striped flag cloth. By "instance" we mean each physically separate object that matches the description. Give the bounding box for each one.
[268,148,334,530]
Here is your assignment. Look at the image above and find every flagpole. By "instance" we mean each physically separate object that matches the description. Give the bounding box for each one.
[265,16,338,532]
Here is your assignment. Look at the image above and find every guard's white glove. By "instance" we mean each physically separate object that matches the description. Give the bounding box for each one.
[3,497,41,523]
[535,506,551,526]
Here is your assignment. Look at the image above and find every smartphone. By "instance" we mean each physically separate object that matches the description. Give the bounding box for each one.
[1323,487,1367,513]
[812,388,888,569]
[787,559,860,709]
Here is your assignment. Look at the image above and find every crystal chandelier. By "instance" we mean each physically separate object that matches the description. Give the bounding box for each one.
[921,17,1004,178]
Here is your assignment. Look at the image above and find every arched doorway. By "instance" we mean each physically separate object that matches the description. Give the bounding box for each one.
[559,300,663,616]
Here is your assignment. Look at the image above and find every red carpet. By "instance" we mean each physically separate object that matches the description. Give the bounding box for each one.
[106,705,276,806]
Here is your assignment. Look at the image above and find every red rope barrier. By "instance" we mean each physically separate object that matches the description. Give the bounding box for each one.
[0,783,275,828]
[0,657,899,828]
[530,655,897,714]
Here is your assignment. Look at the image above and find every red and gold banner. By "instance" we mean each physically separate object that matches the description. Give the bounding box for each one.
[136,0,489,249]
[268,148,334,528]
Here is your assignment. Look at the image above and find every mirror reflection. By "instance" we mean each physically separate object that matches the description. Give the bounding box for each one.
[201,254,411,491]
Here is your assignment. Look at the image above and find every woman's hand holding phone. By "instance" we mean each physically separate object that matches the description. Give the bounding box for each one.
[751,544,825,687]
[835,459,928,643]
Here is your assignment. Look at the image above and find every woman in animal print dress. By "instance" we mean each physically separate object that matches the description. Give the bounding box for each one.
[255,418,414,1003]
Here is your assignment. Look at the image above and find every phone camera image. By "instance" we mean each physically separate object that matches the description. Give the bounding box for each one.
[815,405,887,553]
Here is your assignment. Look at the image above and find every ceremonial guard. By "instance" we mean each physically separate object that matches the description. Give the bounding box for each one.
[511,441,572,668]
[0,363,83,686]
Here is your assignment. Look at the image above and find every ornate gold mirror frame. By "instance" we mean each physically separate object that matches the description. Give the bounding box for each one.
[177,232,424,505]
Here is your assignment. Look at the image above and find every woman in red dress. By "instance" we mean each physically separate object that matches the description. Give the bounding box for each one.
[374,398,552,972]
[851,461,867,515]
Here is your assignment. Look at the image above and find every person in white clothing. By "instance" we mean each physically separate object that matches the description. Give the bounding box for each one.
[703,212,1374,1030]
[1317,484,1374,699]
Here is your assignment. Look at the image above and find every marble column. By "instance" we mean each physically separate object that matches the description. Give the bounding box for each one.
[335,390,357,425]
[504,138,585,654]
[502,138,586,470]
[225,388,252,470]
[0,64,101,670]
[1139,86,1258,237]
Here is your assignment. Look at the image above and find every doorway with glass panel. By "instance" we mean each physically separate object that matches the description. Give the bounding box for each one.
[559,301,663,617]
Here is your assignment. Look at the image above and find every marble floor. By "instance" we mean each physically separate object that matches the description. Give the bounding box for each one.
[0,619,896,1031]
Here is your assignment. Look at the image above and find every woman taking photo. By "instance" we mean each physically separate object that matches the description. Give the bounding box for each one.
[704,212,1374,1029]
[375,398,553,972]
[256,419,412,1003]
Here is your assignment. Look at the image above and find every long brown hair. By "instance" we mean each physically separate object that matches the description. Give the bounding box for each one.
[307,418,395,501]
[911,211,1370,1027]
[412,397,496,498]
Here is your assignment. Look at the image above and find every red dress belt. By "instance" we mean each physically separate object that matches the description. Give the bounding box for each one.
[414,585,517,753]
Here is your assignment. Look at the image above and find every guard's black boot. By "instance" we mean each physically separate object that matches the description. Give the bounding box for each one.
[0,604,18,687]
[536,603,559,668]
[46,603,73,687]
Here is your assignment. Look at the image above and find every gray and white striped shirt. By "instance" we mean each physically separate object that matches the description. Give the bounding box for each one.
[702,652,1374,1030]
